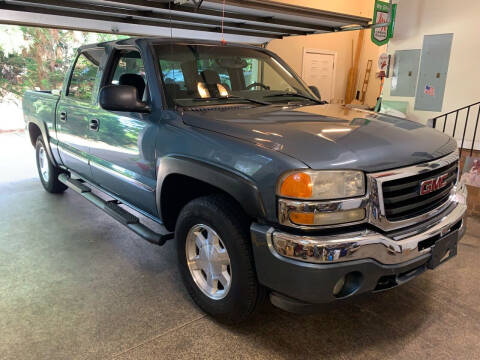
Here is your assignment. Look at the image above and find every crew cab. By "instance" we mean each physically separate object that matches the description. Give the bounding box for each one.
[23,38,467,322]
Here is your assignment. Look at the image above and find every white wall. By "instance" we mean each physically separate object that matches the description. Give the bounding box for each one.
[382,0,480,148]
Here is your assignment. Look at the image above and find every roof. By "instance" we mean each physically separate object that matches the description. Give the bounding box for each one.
[0,0,372,43]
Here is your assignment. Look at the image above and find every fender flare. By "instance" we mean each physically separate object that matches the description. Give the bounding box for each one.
[156,155,266,221]
[27,120,59,167]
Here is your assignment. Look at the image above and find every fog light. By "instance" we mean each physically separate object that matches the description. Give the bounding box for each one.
[333,276,346,296]
[332,272,363,298]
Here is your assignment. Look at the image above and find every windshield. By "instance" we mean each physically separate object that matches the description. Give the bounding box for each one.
[155,44,317,107]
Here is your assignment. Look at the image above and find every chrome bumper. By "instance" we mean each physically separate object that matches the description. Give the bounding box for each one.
[270,184,467,265]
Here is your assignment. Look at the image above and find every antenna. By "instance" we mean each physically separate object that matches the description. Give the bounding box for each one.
[220,0,226,45]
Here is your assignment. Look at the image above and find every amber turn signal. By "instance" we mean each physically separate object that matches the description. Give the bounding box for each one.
[289,211,315,225]
[279,172,313,198]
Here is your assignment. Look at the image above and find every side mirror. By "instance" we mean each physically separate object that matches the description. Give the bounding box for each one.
[309,85,321,100]
[99,85,150,113]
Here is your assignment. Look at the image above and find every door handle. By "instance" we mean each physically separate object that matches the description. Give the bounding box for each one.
[89,119,100,131]
[60,111,67,122]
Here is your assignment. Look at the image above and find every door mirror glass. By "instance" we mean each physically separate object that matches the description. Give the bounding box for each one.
[99,85,150,113]
[309,85,321,100]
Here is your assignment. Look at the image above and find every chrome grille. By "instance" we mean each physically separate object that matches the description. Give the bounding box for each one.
[381,160,458,221]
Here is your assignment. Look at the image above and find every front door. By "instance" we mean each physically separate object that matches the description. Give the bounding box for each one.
[56,48,105,179]
[89,49,158,215]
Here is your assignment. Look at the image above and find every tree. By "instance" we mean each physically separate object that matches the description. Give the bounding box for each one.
[0,25,127,99]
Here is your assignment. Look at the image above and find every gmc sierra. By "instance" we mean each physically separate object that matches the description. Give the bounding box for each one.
[23,38,467,323]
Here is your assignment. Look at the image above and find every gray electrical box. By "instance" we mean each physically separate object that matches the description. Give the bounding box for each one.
[414,33,453,111]
[391,49,421,97]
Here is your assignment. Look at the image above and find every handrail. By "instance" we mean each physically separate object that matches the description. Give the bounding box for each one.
[431,101,480,156]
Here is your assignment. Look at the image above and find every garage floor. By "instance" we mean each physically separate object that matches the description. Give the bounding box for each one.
[1,132,480,360]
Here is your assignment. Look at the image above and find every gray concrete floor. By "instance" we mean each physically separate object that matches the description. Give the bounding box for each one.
[1,132,480,360]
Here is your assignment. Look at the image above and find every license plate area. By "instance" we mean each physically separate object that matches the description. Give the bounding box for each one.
[424,231,459,269]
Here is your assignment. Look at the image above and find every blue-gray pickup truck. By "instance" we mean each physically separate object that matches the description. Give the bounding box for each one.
[23,38,467,323]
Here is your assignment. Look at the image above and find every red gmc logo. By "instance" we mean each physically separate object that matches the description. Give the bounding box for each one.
[419,173,449,195]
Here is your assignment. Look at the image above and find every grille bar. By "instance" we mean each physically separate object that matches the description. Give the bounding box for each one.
[382,160,458,222]
[383,173,457,204]
[385,185,453,216]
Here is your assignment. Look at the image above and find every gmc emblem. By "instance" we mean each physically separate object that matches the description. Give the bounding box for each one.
[419,173,449,195]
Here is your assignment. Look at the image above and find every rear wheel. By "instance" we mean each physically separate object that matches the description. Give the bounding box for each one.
[35,136,67,194]
[176,194,264,323]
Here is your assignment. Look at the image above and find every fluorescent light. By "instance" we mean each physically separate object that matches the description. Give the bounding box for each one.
[321,128,352,133]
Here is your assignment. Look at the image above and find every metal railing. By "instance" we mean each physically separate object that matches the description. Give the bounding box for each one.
[432,101,480,156]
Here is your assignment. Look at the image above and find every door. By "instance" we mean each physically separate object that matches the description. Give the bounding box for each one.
[89,49,158,215]
[56,48,105,179]
[302,49,336,103]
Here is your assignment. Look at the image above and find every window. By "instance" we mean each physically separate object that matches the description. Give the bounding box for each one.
[67,49,103,102]
[111,51,145,84]
[155,44,314,107]
[108,50,147,102]
[159,60,186,90]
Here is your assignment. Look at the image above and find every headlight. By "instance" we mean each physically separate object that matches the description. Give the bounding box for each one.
[277,170,365,200]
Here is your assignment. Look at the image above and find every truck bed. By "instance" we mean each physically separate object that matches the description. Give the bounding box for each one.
[22,90,60,134]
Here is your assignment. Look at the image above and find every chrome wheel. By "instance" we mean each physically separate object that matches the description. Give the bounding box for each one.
[185,224,232,300]
[38,146,49,183]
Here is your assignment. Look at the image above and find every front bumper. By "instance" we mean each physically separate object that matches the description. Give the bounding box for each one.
[250,184,467,307]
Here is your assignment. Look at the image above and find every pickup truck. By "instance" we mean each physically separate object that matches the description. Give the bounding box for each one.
[23,37,467,323]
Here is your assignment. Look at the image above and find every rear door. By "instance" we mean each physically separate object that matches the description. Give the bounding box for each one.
[88,48,158,215]
[56,48,105,179]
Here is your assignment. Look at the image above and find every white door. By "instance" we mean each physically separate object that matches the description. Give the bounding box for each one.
[302,49,336,103]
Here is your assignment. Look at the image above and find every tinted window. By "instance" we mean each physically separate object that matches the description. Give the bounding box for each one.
[111,51,145,84]
[107,50,147,102]
[160,60,186,90]
[67,49,103,102]
[155,45,315,107]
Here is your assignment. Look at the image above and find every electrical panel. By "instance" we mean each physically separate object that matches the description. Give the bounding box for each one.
[391,49,421,97]
[414,33,454,111]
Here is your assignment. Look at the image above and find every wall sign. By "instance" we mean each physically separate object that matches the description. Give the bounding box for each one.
[371,0,397,46]
[378,53,389,71]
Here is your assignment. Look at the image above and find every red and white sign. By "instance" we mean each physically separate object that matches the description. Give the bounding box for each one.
[378,53,388,71]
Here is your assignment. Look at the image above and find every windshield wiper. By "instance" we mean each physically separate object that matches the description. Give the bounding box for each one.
[192,95,271,105]
[264,92,324,104]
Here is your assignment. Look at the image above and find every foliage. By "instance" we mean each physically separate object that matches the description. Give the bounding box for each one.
[0,26,127,100]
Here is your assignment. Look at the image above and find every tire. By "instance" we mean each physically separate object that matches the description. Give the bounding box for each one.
[175,194,264,323]
[35,136,67,194]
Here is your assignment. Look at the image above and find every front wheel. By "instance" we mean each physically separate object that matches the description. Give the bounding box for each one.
[175,194,264,323]
[35,136,67,194]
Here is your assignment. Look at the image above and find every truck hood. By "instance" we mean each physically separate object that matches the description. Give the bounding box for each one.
[182,104,456,172]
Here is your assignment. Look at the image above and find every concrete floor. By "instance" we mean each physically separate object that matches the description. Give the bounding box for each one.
[1,132,480,360]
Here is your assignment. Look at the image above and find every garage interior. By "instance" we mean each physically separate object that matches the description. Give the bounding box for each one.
[1,0,480,359]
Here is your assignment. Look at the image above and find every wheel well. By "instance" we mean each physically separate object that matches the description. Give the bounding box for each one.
[28,123,42,146]
[160,174,248,232]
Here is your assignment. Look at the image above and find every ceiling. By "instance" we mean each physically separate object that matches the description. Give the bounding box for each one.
[0,0,372,42]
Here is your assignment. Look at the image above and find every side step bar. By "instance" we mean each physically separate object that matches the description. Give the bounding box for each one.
[58,174,174,246]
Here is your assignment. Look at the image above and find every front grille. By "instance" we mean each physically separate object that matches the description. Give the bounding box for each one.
[382,160,458,221]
